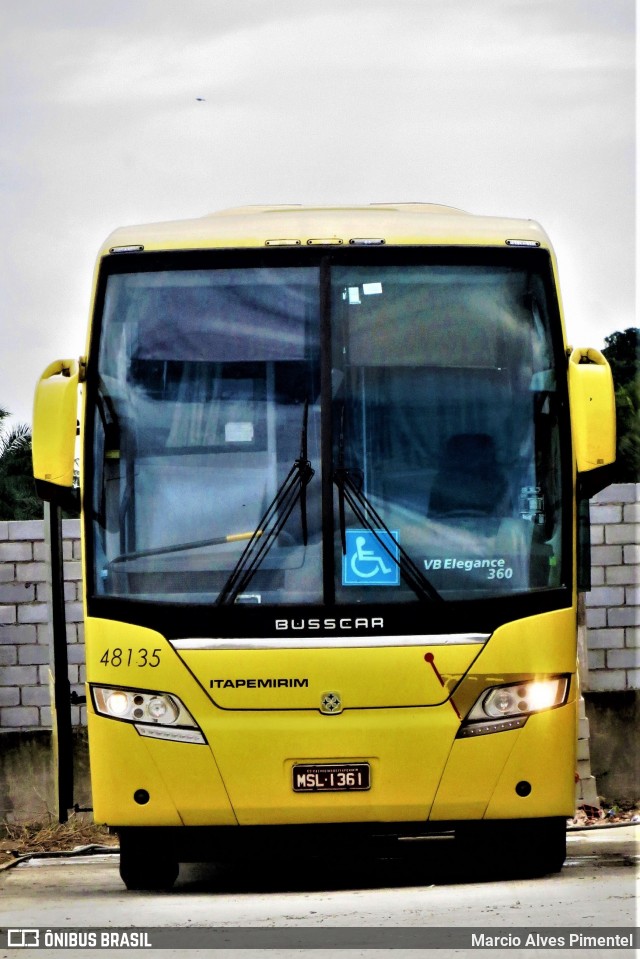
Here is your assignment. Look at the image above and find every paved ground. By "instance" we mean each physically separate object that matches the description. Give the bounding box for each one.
[0,825,637,958]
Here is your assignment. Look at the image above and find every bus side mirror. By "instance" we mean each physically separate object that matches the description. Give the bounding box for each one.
[33,358,81,510]
[568,347,616,487]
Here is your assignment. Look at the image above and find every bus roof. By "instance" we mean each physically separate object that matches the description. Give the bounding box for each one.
[101,203,552,255]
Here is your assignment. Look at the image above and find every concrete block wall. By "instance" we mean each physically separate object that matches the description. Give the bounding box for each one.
[0,519,85,729]
[585,484,640,692]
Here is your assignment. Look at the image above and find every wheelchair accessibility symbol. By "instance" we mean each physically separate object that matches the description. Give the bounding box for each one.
[343,529,400,586]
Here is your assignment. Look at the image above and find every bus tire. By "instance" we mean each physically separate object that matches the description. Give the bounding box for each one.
[117,829,179,891]
[456,816,567,878]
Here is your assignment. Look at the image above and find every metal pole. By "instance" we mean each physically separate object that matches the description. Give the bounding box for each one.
[45,500,74,822]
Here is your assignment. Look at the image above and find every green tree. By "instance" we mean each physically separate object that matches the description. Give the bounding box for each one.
[0,408,43,520]
[602,328,639,483]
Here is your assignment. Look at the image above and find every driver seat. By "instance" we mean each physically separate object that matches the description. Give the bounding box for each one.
[429,433,507,518]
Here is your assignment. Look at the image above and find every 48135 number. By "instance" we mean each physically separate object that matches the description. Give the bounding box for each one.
[99,648,161,668]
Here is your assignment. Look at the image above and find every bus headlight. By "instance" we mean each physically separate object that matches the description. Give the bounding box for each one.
[91,685,206,744]
[457,676,570,738]
[147,695,177,722]
[104,690,129,716]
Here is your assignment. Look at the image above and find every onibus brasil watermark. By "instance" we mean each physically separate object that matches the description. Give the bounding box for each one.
[2,927,637,950]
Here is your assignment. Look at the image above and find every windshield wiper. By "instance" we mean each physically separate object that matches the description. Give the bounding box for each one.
[333,468,442,604]
[216,401,314,606]
[334,405,441,604]
[110,530,263,565]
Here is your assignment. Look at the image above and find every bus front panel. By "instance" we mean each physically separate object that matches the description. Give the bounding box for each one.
[84,246,574,846]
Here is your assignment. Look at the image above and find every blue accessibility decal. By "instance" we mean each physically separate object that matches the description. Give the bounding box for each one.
[343,529,400,586]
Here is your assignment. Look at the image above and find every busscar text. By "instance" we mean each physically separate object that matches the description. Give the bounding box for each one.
[275,617,384,631]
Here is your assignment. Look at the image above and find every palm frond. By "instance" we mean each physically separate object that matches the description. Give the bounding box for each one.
[0,422,31,459]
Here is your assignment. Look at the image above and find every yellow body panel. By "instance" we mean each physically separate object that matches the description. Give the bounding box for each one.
[483,703,577,819]
[32,358,79,489]
[203,705,459,825]
[430,732,518,820]
[185,643,482,710]
[431,702,576,821]
[86,609,576,828]
[450,607,577,717]
[88,714,236,826]
[101,203,554,257]
[568,348,616,471]
[473,607,577,673]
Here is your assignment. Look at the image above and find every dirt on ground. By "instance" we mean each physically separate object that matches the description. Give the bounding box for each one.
[570,801,640,827]
[0,814,117,868]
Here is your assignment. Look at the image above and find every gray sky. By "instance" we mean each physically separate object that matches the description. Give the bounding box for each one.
[1,0,635,428]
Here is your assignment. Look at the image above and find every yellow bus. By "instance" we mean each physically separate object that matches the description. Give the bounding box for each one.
[33,204,615,889]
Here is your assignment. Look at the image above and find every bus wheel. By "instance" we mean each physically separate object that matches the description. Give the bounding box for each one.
[117,829,179,891]
[457,817,567,878]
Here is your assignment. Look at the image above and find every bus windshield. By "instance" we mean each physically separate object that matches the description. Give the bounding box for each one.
[89,253,565,607]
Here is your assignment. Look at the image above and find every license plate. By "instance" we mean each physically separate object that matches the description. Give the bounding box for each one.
[292,763,370,792]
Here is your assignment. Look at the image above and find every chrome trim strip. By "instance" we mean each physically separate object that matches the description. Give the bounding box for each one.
[170,633,489,651]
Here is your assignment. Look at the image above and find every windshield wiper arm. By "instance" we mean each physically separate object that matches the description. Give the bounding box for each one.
[333,467,443,604]
[109,531,262,565]
[336,406,348,555]
[299,398,311,547]
[334,402,440,603]
[216,402,314,606]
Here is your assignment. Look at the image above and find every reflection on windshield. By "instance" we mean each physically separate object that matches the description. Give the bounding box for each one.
[216,401,315,606]
[330,265,563,604]
[333,465,442,604]
[90,256,564,607]
[92,267,322,605]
